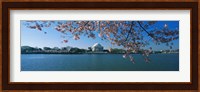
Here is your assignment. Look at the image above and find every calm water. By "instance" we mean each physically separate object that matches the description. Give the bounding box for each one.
[21,54,179,71]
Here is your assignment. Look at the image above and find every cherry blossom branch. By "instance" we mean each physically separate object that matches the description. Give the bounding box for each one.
[84,21,89,26]
[125,21,134,42]
[98,21,100,32]
[137,21,156,41]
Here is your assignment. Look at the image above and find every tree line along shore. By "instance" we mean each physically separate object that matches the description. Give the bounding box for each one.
[21,46,179,54]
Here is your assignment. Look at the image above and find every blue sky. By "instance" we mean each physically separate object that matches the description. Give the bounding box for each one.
[21,21,179,51]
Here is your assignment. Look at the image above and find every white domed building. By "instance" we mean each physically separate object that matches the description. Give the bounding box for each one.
[91,43,104,52]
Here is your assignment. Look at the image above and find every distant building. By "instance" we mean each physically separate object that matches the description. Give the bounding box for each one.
[91,43,104,52]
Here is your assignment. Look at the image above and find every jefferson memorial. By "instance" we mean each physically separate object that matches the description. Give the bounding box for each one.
[91,43,104,52]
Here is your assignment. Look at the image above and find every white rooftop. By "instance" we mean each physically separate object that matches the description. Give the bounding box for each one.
[92,43,103,48]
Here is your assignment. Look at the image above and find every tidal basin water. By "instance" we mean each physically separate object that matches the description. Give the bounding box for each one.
[21,54,179,71]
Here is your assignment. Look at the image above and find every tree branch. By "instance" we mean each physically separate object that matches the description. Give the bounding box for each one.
[137,21,157,41]
[84,21,89,26]
[125,21,134,41]
[98,21,101,32]
[83,21,89,31]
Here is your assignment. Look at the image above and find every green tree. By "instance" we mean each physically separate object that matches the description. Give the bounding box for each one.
[43,47,51,50]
